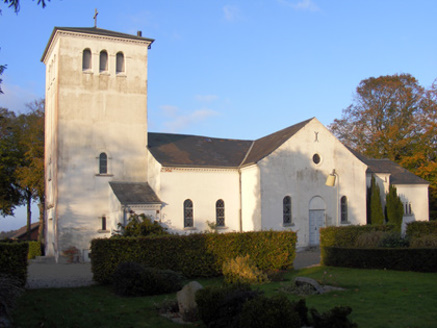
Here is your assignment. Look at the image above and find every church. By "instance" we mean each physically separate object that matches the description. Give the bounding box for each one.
[41,26,429,262]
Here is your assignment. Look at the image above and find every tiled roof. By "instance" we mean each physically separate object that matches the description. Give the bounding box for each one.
[148,119,313,168]
[363,158,429,185]
[109,182,162,205]
[42,26,154,62]
[10,222,40,239]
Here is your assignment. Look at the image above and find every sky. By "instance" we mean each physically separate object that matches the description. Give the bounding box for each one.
[1,0,437,231]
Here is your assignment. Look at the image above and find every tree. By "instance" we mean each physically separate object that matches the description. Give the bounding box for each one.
[14,100,45,240]
[1,0,49,14]
[0,108,21,216]
[330,73,437,213]
[386,185,404,232]
[368,176,384,225]
[116,213,168,237]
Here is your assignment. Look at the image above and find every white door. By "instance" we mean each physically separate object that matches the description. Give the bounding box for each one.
[309,209,325,246]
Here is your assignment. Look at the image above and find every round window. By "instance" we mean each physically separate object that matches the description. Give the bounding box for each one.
[312,153,321,164]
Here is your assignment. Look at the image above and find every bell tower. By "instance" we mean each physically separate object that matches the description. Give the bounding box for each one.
[41,27,154,259]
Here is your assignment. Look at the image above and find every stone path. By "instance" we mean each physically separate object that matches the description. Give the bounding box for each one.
[26,248,321,289]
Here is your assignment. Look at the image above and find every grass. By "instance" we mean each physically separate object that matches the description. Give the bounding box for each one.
[12,267,437,328]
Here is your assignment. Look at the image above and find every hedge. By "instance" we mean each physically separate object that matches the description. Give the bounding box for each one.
[406,221,437,239]
[28,241,42,260]
[0,242,29,286]
[91,231,297,284]
[320,225,394,248]
[322,246,437,272]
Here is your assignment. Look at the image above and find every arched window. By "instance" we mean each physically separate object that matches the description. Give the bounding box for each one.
[99,152,108,174]
[116,52,125,74]
[216,199,225,227]
[283,196,292,225]
[82,48,92,71]
[99,50,108,72]
[184,199,193,228]
[341,196,348,223]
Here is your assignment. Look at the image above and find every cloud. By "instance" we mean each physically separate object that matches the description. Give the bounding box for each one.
[160,105,219,132]
[194,94,219,103]
[223,5,241,22]
[278,0,320,12]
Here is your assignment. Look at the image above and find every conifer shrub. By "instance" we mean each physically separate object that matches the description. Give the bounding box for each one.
[222,255,269,285]
[239,294,301,328]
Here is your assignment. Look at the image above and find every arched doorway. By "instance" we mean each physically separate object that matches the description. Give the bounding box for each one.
[309,196,326,246]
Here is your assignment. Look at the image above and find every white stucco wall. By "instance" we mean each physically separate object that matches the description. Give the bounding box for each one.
[258,119,368,247]
[158,168,241,233]
[240,165,261,231]
[43,29,152,257]
[395,184,429,230]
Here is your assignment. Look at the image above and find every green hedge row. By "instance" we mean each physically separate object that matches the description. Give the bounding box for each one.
[322,246,437,272]
[406,221,437,239]
[28,241,42,260]
[0,242,29,286]
[320,225,394,247]
[91,231,297,284]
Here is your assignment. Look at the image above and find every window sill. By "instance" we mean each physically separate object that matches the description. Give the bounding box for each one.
[95,174,114,177]
[340,221,352,225]
[283,223,295,227]
[215,226,228,230]
[183,227,197,231]
[99,71,110,76]
[82,70,93,74]
[98,230,110,234]
[116,73,127,77]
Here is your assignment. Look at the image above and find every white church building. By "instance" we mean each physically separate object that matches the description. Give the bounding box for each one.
[41,27,429,261]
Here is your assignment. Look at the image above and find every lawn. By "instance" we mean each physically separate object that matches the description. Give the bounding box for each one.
[12,267,437,328]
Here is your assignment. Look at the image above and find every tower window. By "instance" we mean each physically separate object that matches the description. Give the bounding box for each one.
[116,52,125,74]
[341,196,348,223]
[82,48,92,71]
[216,199,225,227]
[99,50,108,72]
[101,216,107,231]
[184,199,193,228]
[283,196,292,225]
[99,153,108,174]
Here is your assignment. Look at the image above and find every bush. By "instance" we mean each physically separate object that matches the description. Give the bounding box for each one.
[410,234,437,248]
[320,225,394,248]
[92,231,297,284]
[355,231,385,248]
[239,294,301,328]
[310,306,357,328]
[112,262,184,297]
[116,213,169,237]
[112,262,149,297]
[322,247,437,272]
[0,243,28,286]
[27,241,42,260]
[222,255,269,285]
[406,221,437,239]
[196,284,261,328]
[0,274,24,327]
[378,231,409,248]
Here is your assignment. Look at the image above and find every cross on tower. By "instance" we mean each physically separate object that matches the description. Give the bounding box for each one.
[93,8,99,28]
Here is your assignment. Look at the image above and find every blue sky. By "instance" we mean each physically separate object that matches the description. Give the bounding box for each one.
[1,0,436,231]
